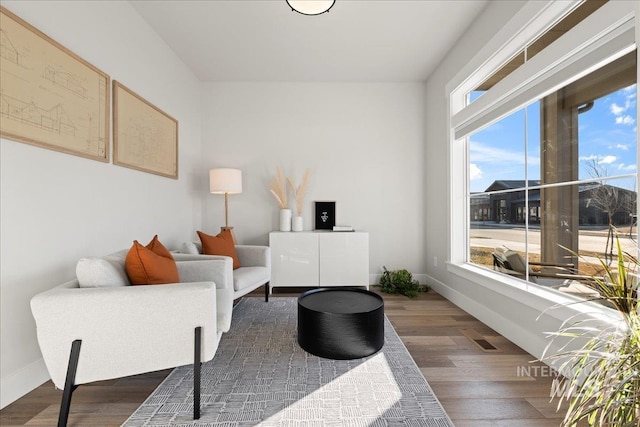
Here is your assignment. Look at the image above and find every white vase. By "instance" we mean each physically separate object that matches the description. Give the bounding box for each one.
[279,209,292,231]
[292,216,303,232]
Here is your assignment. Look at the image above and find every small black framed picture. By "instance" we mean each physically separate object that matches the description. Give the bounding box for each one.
[314,201,336,230]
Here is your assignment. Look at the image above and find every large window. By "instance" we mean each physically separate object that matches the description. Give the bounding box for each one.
[451,1,638,300]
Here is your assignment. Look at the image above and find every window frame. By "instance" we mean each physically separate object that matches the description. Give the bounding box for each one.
[445,0,639,316]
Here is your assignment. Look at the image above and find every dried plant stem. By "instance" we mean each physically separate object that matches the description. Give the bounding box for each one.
[288,169,311,216]
[269,167,288,209]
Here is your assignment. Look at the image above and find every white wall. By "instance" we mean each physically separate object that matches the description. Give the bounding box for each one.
[200,83,426,281]
[425,2,526,273]
[0,1,203,408]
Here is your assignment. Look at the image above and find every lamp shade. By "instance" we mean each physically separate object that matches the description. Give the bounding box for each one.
[287,0,335,15]
[210,168,242,194]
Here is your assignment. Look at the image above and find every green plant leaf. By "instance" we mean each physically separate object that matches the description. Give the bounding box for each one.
[376,267,429,298]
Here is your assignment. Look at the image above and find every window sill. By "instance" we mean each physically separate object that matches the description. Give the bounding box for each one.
[446,262,621,324]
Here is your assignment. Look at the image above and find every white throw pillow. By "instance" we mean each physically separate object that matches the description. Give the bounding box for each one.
[180,242,201,255]
[76,256,130,288]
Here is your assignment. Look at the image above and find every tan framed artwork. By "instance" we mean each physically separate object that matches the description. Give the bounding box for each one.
[0,6,110,162]
[113,81,178,179]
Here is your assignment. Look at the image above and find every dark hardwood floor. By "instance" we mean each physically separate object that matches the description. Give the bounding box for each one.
[0,288,566,426]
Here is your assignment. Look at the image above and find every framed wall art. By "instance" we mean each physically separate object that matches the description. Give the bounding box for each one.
[314,201,336,230]
[113,81,178,179]
[0,6,110,162]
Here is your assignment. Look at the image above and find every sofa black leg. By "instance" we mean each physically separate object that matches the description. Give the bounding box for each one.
[265,282,269,302]
[58,339,81,427]
[194,327,201,420]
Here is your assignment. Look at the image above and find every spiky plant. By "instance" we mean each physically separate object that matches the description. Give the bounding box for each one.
[542,236,639,427]
[287,169,311,216]
[269,167,288,209]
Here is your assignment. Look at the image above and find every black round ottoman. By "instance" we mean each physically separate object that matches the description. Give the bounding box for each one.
[297,288,384,360]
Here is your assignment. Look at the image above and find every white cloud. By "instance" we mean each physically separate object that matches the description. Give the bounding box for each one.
[579,154,598,162]
[615,115,636,125]
[599,155,617,165]
[618,164,637,171]
[615,144,629,151]
[469,163,483,180]
[611,103,625,115]
[610,86,637,127]
[622,84,637,96]
[581,155,634,172]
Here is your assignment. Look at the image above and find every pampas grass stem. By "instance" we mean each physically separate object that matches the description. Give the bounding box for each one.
[269,167,288,209]
[288,169,311,216]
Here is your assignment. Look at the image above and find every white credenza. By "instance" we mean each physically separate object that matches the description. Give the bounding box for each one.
[269,231,369,292]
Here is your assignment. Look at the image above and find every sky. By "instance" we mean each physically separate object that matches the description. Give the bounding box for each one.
[469,84,637,193]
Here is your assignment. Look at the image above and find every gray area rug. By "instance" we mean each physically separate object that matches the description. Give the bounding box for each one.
[124,297,453,426]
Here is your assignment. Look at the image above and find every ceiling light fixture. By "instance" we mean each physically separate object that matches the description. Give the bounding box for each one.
[286,0,335,16]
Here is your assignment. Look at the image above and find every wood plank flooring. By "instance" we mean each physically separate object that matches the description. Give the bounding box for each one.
[0,288,566,426]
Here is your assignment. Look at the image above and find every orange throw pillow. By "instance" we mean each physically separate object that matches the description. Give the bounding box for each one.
[197,229,241,269]
[146,234,174,259]
[125,235,180,285]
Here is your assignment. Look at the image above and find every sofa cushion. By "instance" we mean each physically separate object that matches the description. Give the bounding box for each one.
[197,229,240,269]
[125,235,180,285]
[233,266,269,292]
[76,256,130,288]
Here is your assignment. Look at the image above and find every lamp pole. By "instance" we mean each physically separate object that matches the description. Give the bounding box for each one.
[224,192,230,228]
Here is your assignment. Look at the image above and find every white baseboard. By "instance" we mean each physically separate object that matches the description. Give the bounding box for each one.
[0,357,50,409]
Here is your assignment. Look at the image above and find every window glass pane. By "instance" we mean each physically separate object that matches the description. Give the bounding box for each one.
[574,176,637,304]
[578,84,637,181]
[470,192,528,270]
[468,193,500,272]
[470,180,638,294]
[532,177,637,297]
[579,175,636,234]
[539,52,636,185]
[466,51,637,304]
[469,108,526,194]
[526,101,541,182]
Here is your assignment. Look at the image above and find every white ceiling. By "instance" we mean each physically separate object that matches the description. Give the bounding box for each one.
[130,0,489,82]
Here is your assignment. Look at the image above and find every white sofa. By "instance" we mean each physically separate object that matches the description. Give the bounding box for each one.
[30,248,234,425]
[180,242,271,301]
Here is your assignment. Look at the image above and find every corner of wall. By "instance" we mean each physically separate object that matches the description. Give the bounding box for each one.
[0,358,49,410]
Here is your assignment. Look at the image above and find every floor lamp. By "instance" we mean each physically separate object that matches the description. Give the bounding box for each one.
[210,168,242,242]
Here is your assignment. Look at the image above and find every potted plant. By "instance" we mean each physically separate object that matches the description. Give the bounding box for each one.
[377,266,429,298]
[542,236,639,426]
[269,167,290,231]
